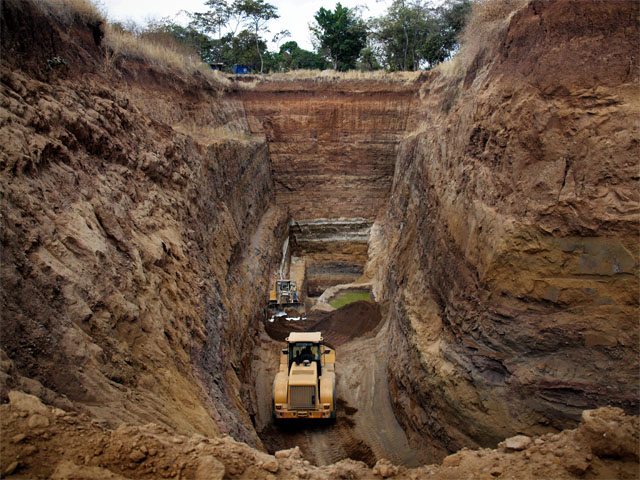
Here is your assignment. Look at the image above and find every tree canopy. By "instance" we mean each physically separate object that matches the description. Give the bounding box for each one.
[122,0,473,74]
[187,0,230,38]
[274,41,328,71]
[371,0,472,70]
[232,0,278,73]
[310,3,367,71]
[371,0,433,71]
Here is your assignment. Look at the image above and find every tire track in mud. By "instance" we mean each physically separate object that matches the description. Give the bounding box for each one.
[258,399,375,467]
[253,301,432,467]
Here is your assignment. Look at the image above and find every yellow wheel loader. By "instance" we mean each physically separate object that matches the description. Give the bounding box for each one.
[272,332,336,421]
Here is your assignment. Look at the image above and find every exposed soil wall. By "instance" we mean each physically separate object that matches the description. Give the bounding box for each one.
[291,219,371,296]
[238,81,419,220]
[0,0,286,447]
[367,0,639,454]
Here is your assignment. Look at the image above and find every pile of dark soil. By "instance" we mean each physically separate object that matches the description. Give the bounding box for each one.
[265,301,381,347]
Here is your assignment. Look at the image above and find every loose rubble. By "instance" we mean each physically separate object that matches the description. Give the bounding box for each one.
[1,392,638,479]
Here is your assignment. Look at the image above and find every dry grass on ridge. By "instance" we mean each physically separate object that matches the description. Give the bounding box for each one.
[103,24,231,86]
[36,0,230,86]
[436,0,528,79]
[37,0,529,92]
[37,0,103,25]
[231,69,423,91]
[254,69,422,84]
[103,26,230,85]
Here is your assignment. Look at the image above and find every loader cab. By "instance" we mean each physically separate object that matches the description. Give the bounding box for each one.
[285,332,326,375]
[274,331,336,421]
[290,342,320,366]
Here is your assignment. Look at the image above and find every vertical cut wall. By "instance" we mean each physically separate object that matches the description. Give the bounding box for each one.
[368,0,639,454]
[239,81,418,220]
[239,80,419,295]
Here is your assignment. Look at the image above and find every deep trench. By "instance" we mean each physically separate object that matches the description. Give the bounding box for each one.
[1,1,638,477]
[245,220,435,468]
[233,79,437,466]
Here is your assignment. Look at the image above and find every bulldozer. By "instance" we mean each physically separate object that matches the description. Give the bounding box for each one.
[269,280,301,310]
[272,331,336,421]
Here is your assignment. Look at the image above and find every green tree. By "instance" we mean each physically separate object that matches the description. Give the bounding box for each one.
[275,41,328,71]
[311,3,367,71]
[260,41,327,73]
[371,0,472,70]
[144,19,219,64]
[141,18,266,72]
[219,29,266,71]
[232,0,279,73]
[423,0,472,65]
[357,46,382,71]
[372,0,434,71]
[187,0,231,39]
[272,29,291,47]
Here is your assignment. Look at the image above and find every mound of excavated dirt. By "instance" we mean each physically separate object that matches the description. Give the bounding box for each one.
[265,300,381,347]
[2,392,638,479]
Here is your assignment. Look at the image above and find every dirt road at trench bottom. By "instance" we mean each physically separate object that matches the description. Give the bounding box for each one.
[252,301,437,467]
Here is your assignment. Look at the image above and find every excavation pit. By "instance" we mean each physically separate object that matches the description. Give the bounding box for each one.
[290,219,371,299]
[2,1,638,477]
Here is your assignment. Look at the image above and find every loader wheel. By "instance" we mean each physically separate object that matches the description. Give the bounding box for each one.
[272,400,280,424]
[329,379,337,423]
[328,409,336,424]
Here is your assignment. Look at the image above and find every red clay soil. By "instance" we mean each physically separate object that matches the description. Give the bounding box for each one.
[265,301,382,347]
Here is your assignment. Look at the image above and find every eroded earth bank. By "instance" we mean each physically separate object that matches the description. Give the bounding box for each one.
[1,0,638,479]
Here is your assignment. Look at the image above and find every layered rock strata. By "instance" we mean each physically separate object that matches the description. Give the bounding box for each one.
[291,219,370,296]
[238,80,419,220]
[239,80,417,299]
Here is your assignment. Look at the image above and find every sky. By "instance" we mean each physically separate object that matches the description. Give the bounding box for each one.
[100,0,392,51]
